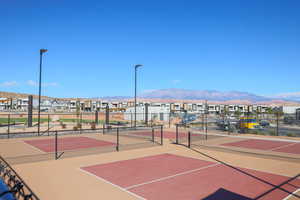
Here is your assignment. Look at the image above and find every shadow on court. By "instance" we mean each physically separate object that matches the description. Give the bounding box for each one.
[178,144,300,200]
[203,188,253,200]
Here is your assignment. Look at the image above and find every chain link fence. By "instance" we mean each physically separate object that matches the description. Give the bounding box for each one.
[1,111,300,138]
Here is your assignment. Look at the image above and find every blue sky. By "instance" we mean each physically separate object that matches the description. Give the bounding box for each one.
[0,0,299,98]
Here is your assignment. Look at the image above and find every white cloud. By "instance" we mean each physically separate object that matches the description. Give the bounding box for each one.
[27,80,38,86]
[0,81,18,87]
[27,80,58,87]
[172,80,181,84]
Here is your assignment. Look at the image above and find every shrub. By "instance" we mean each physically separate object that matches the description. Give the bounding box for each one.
[286,133,296,137]
[257,131,265,135]
[61,124,66,129]
[91,123,96,130]
[269,131,277,136]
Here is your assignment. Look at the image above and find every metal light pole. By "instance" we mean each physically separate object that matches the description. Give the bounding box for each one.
[37,49,48,135]
[134,64,143,127]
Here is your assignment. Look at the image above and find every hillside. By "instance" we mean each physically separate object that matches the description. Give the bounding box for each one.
[0,91,51,99]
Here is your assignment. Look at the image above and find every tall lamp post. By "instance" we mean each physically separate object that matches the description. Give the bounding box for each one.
[134,64,143,127]
[37,49,48,135]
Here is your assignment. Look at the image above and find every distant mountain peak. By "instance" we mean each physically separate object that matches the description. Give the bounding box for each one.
[139,88,271,102]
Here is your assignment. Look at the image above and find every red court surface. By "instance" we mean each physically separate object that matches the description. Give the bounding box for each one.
[221,139,300,155]
[273,143,300,154]
[24,137,115,153]
[81,153,300,200]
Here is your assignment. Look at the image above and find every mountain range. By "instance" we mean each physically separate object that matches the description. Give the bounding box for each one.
[1,89,300,105]
[140,89,270,102]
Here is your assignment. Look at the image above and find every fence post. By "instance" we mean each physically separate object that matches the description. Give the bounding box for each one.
[80,113,82,134]
[176,124,178,144]
[47,114,50,136]
[152,127,155,143]
[95,111,98,124]
[188,131,191,148]
[228,120,230,135]
[130,112,133,127]
[105,105,109,125]
[168,112,171,128]
[55,131,58,160]
[7,114,10,139]
[276,112,279,136]
[145,103,149,126]
[205,123,208,140]
[205,113,208,135]
[160,125,163,145]
[116,128,119,151]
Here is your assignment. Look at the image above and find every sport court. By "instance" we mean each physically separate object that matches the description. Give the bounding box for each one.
[221,139,300,155]
[24,136,115,153]
[81,153,300,200]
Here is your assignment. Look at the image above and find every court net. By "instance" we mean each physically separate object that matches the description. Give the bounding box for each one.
[103,125,163,144]
[2,125,164,164]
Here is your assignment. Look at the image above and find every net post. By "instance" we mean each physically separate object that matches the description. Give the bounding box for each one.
[188,131,191,148]
[7,114,10,139]
[160,125,163,145]
[55,131,58,160]
[116,128,119,151]
[103,123,105,134]
[152,127,155,143]
[176,124,179,144]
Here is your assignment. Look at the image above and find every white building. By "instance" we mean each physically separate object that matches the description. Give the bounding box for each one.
[281,106,300,114]
[124,105,170,122]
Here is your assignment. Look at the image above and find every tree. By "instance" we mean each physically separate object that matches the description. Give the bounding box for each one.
[234,110,242,118]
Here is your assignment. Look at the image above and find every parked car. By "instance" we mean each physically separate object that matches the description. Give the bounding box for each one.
[259,120,270,127]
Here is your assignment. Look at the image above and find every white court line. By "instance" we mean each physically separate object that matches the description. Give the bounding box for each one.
[125,163,220,190]
[22,140,46,153]
[282,188,300,200]
[269,143,298,151]
[78,168,146,200]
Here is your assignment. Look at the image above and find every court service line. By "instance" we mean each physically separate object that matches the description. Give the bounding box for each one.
[282,188,300,200]
[78,168,146,200]
[269,142,298,151]
[125,163,221,190]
